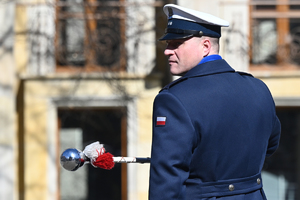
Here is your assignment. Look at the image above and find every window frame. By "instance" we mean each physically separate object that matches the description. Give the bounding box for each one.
[57,107,128,200]
[54,0,126,73]
[249,0,300,71]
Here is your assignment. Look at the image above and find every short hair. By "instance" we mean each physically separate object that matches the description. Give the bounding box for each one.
[210,37,220,54]
[200,36,219,54]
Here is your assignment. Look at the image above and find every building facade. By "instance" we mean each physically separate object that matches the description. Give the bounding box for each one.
[1,0,300,200]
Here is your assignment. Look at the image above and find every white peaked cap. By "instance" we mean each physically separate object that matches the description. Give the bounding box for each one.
[163,4,229,27]
[159,4,229,40]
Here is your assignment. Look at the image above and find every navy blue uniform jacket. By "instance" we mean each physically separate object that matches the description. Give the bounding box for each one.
[149,59,281,199]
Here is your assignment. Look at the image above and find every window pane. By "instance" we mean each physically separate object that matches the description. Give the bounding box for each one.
[57,18,85,66]
[290,5,300,10]
[290,19,300,65]
[252,0,276,4]
[56,0,123,69]
[290,0,300,10]
[255,5,276,10]
[63,0,84,13]
[93,2,121,67]
[252,0,276,2]
[252,19,277,64]
[57,0,85,66]
[60,129,88,200]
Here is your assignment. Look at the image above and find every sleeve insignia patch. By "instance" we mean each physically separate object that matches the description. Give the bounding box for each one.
[156,116,166,126]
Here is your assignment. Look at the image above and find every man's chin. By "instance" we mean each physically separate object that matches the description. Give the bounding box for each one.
[169,66,180,76]
[170,66,188,76]
[170,71,185,77]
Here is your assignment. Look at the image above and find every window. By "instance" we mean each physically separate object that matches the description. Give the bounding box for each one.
[55,0,126,72]
[250,0,300,70]
[263,107,300,199]
[58,108,127,200]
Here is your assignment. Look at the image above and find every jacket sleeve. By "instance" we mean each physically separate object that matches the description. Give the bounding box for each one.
[266,115,281,157]
[149,91,196,200]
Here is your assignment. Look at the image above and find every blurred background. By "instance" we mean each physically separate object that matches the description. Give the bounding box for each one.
[0,0,300,199]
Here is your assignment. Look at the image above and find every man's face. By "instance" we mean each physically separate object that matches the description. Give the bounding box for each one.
[164,37,204,76]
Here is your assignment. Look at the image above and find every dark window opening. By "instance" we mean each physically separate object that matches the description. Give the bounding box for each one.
[263,107,300,199]
[58,108,127,200]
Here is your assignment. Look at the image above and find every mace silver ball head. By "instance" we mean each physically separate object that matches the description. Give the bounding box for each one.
[60,148,88,171]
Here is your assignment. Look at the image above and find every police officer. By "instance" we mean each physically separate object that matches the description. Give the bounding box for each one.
[149,4,281,200]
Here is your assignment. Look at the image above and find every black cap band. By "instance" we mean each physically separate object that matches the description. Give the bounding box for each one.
[165,28,204,38]
[159,19,222,41]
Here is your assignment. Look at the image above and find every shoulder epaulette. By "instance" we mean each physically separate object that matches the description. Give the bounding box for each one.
[159,77,187,93]
[236,71,253,77]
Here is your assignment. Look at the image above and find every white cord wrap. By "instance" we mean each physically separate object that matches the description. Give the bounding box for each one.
[83,141,105,167]
[113,157,137,163]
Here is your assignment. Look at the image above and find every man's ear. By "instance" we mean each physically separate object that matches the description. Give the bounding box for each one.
[202,39,211,57]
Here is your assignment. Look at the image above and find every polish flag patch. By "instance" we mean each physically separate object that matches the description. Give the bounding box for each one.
[156,117,166,126]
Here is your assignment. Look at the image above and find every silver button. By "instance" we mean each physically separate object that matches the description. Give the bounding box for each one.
[257,178,261,185]
[229,184,235,191]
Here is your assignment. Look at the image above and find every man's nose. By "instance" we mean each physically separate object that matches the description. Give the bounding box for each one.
[164,47,173,56]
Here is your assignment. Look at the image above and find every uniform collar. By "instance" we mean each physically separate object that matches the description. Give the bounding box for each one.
[160,59,235,92]
[183,58,235,78]
[199,54,222,64]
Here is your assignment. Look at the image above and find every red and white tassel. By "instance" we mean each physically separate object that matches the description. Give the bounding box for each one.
[83,141,115,170]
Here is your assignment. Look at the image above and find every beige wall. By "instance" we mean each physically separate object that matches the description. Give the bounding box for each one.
[5,1,300,200]
[263,77,300,98]
[0,2,16,200]
[256,73,300,106]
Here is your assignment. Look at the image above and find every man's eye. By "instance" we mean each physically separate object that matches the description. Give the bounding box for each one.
[168,42,182,46]
[165,40,183,48]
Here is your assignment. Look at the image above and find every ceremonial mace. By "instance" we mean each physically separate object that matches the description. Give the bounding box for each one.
[60,141,150,171]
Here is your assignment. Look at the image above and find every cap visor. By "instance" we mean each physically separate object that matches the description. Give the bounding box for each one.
[159,33,193,41]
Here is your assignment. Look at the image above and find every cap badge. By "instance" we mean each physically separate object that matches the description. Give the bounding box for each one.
[199,31,203,37]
